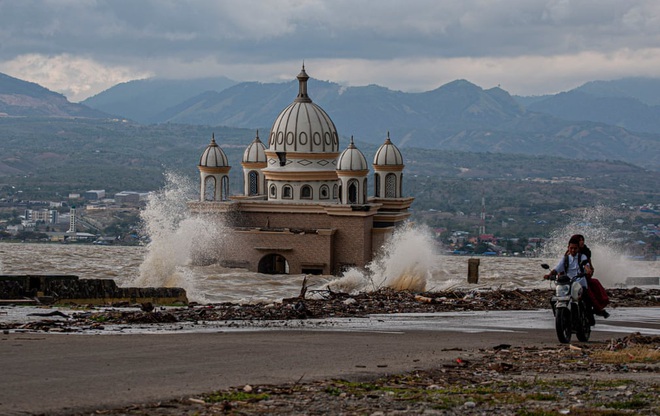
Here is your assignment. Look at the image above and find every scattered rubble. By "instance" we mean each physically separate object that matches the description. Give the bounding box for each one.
[1,287,657,333]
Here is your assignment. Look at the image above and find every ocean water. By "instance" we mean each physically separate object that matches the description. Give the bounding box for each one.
[1,175,656,304]
[0,240,657,305]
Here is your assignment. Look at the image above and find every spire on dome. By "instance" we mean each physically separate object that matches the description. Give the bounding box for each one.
[295,63,311,103]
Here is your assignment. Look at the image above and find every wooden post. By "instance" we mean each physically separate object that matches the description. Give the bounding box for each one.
[468,258,480,284]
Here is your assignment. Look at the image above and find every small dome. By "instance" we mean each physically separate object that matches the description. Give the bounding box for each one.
[268,65,339,155]
[199,134,229,167]
[242,131,267,163]
[373,132,403,167]
[337,137,368,171]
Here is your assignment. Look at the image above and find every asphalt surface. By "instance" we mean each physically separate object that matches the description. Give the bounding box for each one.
[1,307,659,415]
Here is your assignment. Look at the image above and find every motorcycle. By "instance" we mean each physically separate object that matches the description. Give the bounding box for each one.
[541,263,592,343]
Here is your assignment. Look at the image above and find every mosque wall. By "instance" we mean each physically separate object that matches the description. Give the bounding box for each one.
[226,229,334,275]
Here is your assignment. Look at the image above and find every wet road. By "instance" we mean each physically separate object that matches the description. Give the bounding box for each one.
[1,308,658,415]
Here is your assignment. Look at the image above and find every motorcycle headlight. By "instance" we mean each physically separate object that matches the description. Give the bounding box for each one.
[556,285,570,297]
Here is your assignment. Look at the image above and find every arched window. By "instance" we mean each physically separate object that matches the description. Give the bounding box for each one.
[204,176,216,201]
[333,184,338,200]
[385,173,397,198]
[319,185,329,199]
[248,171,259,195]
[348,179,359,204]
[221,176,230,200]
[300,185,312,199]
[374,173,381,197]
[363,178,368,202]
[269,184,277,198]
[282,185,293,199]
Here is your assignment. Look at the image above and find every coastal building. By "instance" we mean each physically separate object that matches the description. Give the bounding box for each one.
[115,191,149,205]
[24,208,58,224]
[83,190,106,200]
[189,66,413,275]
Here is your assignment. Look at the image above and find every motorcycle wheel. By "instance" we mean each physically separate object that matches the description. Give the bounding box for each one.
[576,302,592,342]
[555,307,572,343]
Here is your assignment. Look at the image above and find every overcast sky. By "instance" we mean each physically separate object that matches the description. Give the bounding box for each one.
[1,0,659,102]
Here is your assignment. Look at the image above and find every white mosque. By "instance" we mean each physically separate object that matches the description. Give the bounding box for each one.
[189,66,413,275]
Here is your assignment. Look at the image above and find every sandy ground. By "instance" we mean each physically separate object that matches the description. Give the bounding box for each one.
[0,288,658,414]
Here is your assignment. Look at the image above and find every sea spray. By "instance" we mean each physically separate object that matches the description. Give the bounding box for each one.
[542,205,648,286]
[134,172,222,302]
[325,224,440,293]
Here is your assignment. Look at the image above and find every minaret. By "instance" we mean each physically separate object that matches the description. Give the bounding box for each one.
[336,136,369,204]
[68,205,76,234]
[373,132,404,198]
[198,134,231,201]
[241,131,267,196]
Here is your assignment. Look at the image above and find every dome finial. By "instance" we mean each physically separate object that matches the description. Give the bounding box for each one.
[211,133,217,145]
[385,131,392,143]
[349,135,355,147]
[296,64,311,103]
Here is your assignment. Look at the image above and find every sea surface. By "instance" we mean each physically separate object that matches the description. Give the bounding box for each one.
[3,176,657,304]
[0,241,657,304]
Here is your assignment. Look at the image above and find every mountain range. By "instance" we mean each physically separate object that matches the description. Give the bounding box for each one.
[0,73,107,118]
[1,71,660,170]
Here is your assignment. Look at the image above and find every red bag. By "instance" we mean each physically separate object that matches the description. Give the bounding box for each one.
[587,278,610,312]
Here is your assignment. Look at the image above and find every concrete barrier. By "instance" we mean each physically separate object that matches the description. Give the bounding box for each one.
[468,258,480,284]
[0,275,188,305]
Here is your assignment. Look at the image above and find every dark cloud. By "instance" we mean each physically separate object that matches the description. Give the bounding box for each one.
[1,0,659,100]
[1,0,658,61]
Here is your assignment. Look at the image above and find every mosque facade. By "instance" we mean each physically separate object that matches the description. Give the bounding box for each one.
[188,67,413,275]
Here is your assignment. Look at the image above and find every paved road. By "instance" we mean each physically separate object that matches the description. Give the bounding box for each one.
[1,308,658,415]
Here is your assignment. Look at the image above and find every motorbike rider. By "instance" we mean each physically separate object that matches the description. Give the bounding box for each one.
[572,234,593,276]
[573,234,610,319]
[544,235,592,289]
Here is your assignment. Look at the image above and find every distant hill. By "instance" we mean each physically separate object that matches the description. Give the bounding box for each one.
[5,71,660,170]
[81,76,237,123]
[153,78,527,135]
[145,77,660,169]
[0,72,108,118]
[517,77,660,134]
[576,77,660,106]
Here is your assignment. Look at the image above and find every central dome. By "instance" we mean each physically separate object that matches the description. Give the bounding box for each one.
[268,66,339,154]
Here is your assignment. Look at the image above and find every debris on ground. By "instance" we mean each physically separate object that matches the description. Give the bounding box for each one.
[1,287,657,332]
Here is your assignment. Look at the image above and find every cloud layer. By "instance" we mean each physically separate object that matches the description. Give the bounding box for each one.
[1,0,659,101]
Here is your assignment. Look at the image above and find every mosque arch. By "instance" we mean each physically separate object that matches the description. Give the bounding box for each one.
[300,185,312,199]
[385,173,397,198]
[258,253,290,274]
[221,176,230,200]
[282,184,293,199]
[347,179,359,204]
[374,173,381,197]
[248,171,259,195]
[319,184,329,199]
[204,176,216,201]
